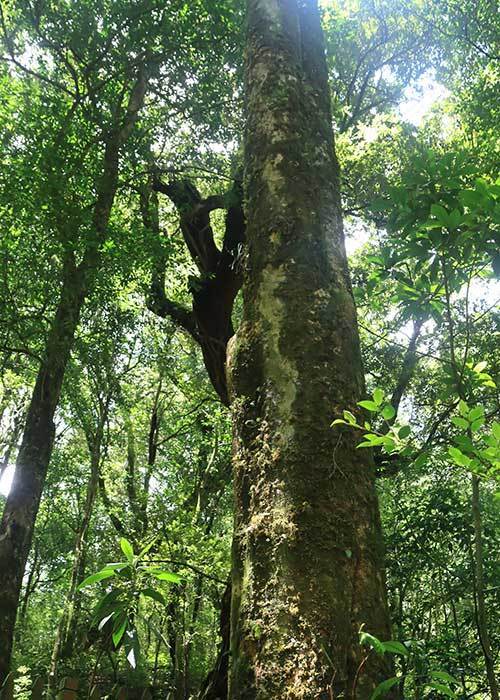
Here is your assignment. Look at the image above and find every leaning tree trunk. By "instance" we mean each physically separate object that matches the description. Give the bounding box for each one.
[226,1,394,698]
[0,256,87,685]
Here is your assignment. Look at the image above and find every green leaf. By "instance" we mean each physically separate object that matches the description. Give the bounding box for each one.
[373,388,384,406]
[381,405,395,421]
[468,406,484,421]
[429,671,459,685]
[370,676,401,699]
[112,613,128,647]
[451,416,469,430]
[448,447,471,467]
[448,209,462,229]
[472,361,487,373]
[77,568,116,590]
[459,189,483,208]
[149,569,182,584]
[358,400,379,412]
[382,641,409,657]
[360,631,385,655]
[470,418,484,433]
[414,453,427,468]
[343,410,357,425]
[458,400,469,418]
[141,587,167,605]
[120,538,135,563]
[138,539,157,558]
[492,422,500,441]
[425,681,457,698]
[398,425,411,439]
[91,590,122,626]
[430,203,450,227]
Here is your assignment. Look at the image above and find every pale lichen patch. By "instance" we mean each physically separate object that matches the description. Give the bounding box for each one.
[258,264,298,443]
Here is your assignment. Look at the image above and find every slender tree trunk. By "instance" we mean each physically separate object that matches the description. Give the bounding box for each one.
[227,1,393,697]
[47,426,103,694]
[471,475,499,700]
[16,543,40,635]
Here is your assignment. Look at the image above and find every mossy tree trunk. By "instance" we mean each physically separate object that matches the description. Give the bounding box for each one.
[227,1,394,697]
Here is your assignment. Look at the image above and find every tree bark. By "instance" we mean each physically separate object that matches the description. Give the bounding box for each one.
[226,1,393,697]
[0,254,87,684]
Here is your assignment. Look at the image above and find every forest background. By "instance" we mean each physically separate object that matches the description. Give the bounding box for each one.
[0,0,498,698]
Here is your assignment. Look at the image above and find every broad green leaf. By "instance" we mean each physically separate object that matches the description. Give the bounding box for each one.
[373,388,384,406]
[398,425,411,439]
[451,417,468,430]
[370,676,401,699]
[430,203,449,227]
[112,613,128,647]
[381,405,395,420]
[472,361,487,373]
[149,569,182,583]
[382,640,409,657]
[138,539,157,558]
[468,406,484,421]
[458,400,469,418]
[414,453,427,468]
[425,681,457,698]
[141,587,167,605]
[448,209,462,229]
[343,410,357,425]
[360,631,385,655]
[448,447,471,467]
[77,569,116,590]
[358,400,379,412]
[492,422,500,441]
[120,538,135,562]
[470,418,484,432]
[429,671,459,685]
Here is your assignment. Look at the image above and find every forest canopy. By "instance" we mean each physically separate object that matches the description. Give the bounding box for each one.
[0,0,498,698]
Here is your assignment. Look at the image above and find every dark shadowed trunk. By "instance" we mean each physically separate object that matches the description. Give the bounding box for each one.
[226,0,394,697]
[146,175,245,407]
[0,254,87,684]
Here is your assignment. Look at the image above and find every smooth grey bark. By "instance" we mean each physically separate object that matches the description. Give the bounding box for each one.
[227,1,394,697]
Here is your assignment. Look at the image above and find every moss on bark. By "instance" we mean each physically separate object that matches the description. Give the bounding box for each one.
[228,1,395,697]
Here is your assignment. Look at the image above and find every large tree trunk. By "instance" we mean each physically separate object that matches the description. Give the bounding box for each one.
[226,1,393,697]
